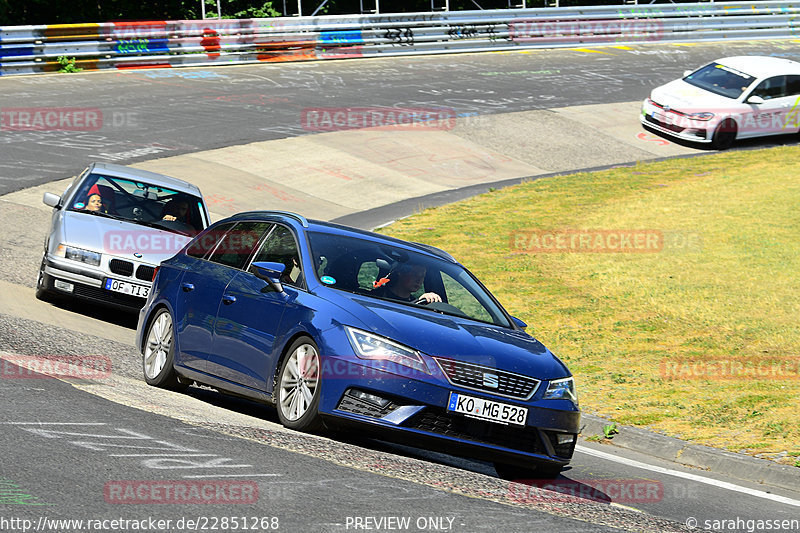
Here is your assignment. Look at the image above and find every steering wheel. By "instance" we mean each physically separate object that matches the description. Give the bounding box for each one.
[415,299,469,318]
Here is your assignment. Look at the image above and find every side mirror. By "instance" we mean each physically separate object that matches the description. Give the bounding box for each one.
[682,70,692,77]
[511,316,527,330]
[43,192,61,208]
[747,95,765,105]
[250,261,285,293]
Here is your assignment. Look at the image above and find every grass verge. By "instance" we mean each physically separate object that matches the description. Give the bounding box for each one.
[378,146,800,464]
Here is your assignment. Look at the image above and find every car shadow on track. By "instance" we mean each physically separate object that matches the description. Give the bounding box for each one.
[40,296,139,329]
[642,123,800,152]
[175,383,593,491]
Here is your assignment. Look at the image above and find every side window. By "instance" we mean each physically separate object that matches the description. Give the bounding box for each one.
[441,272,492,323]
[207,221,272,269]
[357,261,379,291]
[750,76,787,100]
[251,225,304,287]
[786,75,800,97]
[186,222,236,259]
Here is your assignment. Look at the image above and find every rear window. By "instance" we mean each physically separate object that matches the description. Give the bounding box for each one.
[207,221,271,270]
[186,222,236,259]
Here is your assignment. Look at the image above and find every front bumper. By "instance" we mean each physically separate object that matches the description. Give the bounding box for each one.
[640,99,714,144]
[318,358,580,469]
[41,255,152,310]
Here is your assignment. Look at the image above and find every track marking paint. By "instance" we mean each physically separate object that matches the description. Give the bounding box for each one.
[576,445,800,508]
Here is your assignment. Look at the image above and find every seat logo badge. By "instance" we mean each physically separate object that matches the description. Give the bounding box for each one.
[483,373,499,389]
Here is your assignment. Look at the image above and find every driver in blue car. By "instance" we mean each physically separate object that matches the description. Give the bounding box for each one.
[374,263,441,304]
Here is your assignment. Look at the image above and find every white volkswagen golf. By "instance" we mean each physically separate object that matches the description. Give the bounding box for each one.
[641,56,800,149]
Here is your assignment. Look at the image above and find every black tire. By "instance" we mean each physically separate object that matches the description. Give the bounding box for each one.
[711,119,737,150]
[35,255,54,302]
[276,336,323,432]
[494,461,563,481]
[142,308,186,391]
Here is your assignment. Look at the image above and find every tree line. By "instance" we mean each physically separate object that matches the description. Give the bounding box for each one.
[0,0,721,26]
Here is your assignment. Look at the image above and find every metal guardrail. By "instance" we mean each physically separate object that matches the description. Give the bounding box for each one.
[1,2,798,76]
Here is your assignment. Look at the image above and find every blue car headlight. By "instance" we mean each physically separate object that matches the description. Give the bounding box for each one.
[543,377,578,405]
[344,326,430,374]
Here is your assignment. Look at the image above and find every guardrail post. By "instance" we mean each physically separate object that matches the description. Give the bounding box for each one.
[200,0,222,19]
[360,0,380,14]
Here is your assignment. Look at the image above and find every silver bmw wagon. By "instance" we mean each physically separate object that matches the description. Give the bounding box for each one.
[36,162,210,310]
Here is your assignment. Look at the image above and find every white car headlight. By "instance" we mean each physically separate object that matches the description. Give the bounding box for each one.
[688,112,715,121]
[345,326,429,374]
[543,377,578,404]
[55,244,101,267]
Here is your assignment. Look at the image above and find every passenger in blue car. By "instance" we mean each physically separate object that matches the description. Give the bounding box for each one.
[374,263,441,304]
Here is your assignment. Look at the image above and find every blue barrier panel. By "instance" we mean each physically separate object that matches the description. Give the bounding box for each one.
[320,30,363,45]
[115,38,170,54]
[0,45,35,58]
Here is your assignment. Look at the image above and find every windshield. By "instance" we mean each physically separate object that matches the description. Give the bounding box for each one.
[308,231,511,327]
[67,173,208,236]
[683,62,756,99]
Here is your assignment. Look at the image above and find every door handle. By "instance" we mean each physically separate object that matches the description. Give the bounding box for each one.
[181,282,195,292]
[222,295,237,305]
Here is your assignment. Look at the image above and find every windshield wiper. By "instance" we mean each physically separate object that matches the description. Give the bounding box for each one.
[132,218,194,236]
[81,210,126,221]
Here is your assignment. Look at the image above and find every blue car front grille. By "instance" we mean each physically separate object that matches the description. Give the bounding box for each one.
[434,358,540,400]
[407,408,549,456]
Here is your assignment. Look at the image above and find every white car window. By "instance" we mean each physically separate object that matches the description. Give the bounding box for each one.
[787,75,800,97]
[751,76,787,100]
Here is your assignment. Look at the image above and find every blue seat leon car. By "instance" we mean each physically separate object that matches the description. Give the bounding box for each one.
[136,211,579,478]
